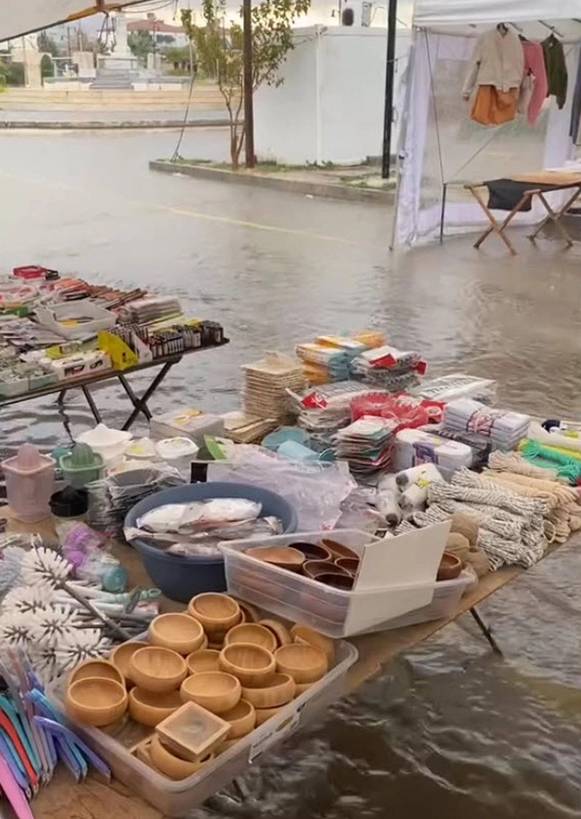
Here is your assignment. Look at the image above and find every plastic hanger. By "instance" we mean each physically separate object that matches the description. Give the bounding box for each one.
[0,752,35,819]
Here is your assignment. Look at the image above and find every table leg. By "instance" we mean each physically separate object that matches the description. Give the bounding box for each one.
[81,386,103,424]
[119,361,175,431]
[468,186,529,255]
[470,606,503,656]
[529,188,580,246]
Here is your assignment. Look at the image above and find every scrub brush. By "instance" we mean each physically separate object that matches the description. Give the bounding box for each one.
[29,605,81,648]
[2,586,54,616]
[0,546,27,596]
[0,611,33,649]
[53,629,111,675]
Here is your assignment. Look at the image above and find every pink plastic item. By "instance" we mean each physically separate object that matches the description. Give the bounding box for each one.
[1,444,55,522]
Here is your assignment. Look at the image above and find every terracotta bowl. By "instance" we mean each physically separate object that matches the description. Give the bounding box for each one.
[245,546,305,573]
[316,573,354,590]
[335,557,360,577]
[150,735,214,780]
[66,678,128,727]
[180,671,241,714]
[437,551,463,581]
[258,619,292,647]
[290,625,336,666]
[186,649,221,675]
[149,613,205,656]
[219,643,276,687]
[222,699,256,739]
[303,560,349,580]
[224,623,277,652]
[288,542,332,562]
[110,642,149,685]
[128,687,182,727]
[241,673,296,708]
[255,705,284,726]
[129,647,187,693]
[275,644,328,684]
[321,539,359,561]
[69,659,124,688]
[188,593,241,634]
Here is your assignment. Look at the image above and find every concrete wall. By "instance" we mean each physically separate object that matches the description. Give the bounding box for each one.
[255,26,410,166]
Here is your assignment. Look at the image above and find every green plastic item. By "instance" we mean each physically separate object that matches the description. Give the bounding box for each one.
[59,443,104,488]
[204,435,226,460]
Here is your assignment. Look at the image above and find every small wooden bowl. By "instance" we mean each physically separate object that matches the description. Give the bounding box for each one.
[291,625,335,666]
[245,546,305,573]
[258,619,292,647]
[288,542,332,562]
[224,624,277,652]
[222,699,256,739]
[110,642,148,685]
[295,682,313,696]
[232,599,261,623]
[219,643,276,687]
[180,671,241,714]
[242,673,296,708]
[188,594,241,634]
[69,659,125,688]
[275,644,328,684]
[437,551,463,581]
[128,687,182,727]
[66,678,128,727]
[316,573,354,590]
[149,613,205,656]
[335,557,360,576]
[303,560,349,580]
[321,539,359,561]
[186,649,221,675]
[255,705,284,726]
[150,735,214,780]
[129,647,187,693]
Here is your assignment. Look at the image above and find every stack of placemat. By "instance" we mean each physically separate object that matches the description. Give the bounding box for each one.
[242,353,305,421]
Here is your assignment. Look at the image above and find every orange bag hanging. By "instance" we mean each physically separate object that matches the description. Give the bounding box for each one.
[471,85,518,126]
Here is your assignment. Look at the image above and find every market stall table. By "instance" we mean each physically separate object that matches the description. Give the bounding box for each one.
[1,509,569,819]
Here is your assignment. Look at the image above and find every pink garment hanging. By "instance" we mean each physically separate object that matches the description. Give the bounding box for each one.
[522,41,549,125]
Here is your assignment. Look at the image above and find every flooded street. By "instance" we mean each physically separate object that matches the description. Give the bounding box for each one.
[1,127,581,817]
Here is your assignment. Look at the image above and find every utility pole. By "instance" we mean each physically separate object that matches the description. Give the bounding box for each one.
[381,0,397,179]
[242,0,255,168]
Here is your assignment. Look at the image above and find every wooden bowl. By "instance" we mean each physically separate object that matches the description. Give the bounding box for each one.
[132,737,155,767]
[232,599,261,623]
[288,542,332,562]
[241,673,296,708]
[149,613,205,656]
[66,678,128,727]
[219,738,241,754]
[110,642,148,685]
[437,551,463,581]
[295,682,313,696]
[188,594,241,634]
[180,671,241,714]
[290,625,335,666]
[255,705,284,726]
[335,557,360,576]
[258,619,292,647]
[222,699,256,739]
[321,539,359,561]
[128,687,182,727]
[219,643,276,687]
[224,624,277,652]
[69,659,125,688]
[303,560,349,580]
[275,644,328,684]
[245,546,305,573]
[186,649,221,675]
[129,647,187,693]
[150,735,214,780]
[316,573,354,590]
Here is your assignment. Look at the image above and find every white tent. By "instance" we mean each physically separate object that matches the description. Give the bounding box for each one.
[393,3,581,246]
[0,2,151,44]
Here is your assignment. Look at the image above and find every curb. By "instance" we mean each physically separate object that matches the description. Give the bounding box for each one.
[0,119,230,130]
[149,159,394,204]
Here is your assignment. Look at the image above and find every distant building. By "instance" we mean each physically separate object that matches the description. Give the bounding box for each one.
[127,14,188,48]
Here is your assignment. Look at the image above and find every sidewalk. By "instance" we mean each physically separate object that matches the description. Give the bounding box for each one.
[0,109,230,129]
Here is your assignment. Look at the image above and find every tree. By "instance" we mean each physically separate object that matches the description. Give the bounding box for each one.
[37,31,60,57]
[182,0,310,169]
[128,31,155,63]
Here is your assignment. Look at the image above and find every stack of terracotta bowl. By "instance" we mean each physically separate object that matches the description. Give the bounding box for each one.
[246,538,361,590]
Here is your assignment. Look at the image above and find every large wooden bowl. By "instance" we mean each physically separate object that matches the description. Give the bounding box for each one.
[110,642,148,685]
[150,735,214,780]
[149,613,205,656]
[219,643,276,687]
[288,541,332,562]
[221,699,256,739]
[275,644,328,684]
[180,671,241,714]
[255,705,284,726]
[128,687,182,727]
[258,619,292,647]
[69,659,124,688]
[66,678,128,727]
[129,647,187,693]
[245,546,305,573]
[186,649,221,675]
[188,593,241,634]
[320,539,359,561]
[224,623,277,652]
[241,673,296,708]
[290,625,336,666]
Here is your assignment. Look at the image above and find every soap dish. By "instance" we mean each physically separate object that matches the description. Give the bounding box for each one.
[155,701,230,762]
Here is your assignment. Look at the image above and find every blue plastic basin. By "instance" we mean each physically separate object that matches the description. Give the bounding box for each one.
[125,481,297,602]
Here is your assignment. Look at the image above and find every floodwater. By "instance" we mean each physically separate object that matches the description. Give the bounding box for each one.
[1,128,581,818]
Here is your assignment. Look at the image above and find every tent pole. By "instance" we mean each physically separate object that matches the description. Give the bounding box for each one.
[243,0,256,169]
[381,0,398,179]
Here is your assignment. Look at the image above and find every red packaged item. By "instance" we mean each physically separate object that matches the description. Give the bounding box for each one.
[351,392,444,429]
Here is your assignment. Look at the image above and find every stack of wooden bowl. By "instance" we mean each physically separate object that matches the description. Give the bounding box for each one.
[64,593,336,781]
[245,538,361,590]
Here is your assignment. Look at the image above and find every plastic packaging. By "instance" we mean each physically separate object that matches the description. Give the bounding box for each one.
[155,438,199,477]
[393,428,474,474]
[1,444,55,522]
[77,424,132,468]
[150,408,225,446]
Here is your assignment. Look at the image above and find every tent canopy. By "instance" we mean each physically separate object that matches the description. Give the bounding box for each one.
[414,1,581,27]
[0,1,150,43]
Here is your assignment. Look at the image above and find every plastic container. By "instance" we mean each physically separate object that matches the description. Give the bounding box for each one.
[221,529,446,637]
[49,486,88,521]
[60,443,104,488]
[1,443,55,522]
[150,408,225,446]
[155,437,200,477]
[34,301,115,339]
[124,482,298,603]
[55,640,357,817]
[77,424,132,467]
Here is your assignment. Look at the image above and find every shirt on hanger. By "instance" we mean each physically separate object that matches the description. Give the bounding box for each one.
[463,28,525,97]
[521,40,549,125]
[542,35,568,109]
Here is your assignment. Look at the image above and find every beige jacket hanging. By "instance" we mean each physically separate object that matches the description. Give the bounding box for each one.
[463,28,525,96]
